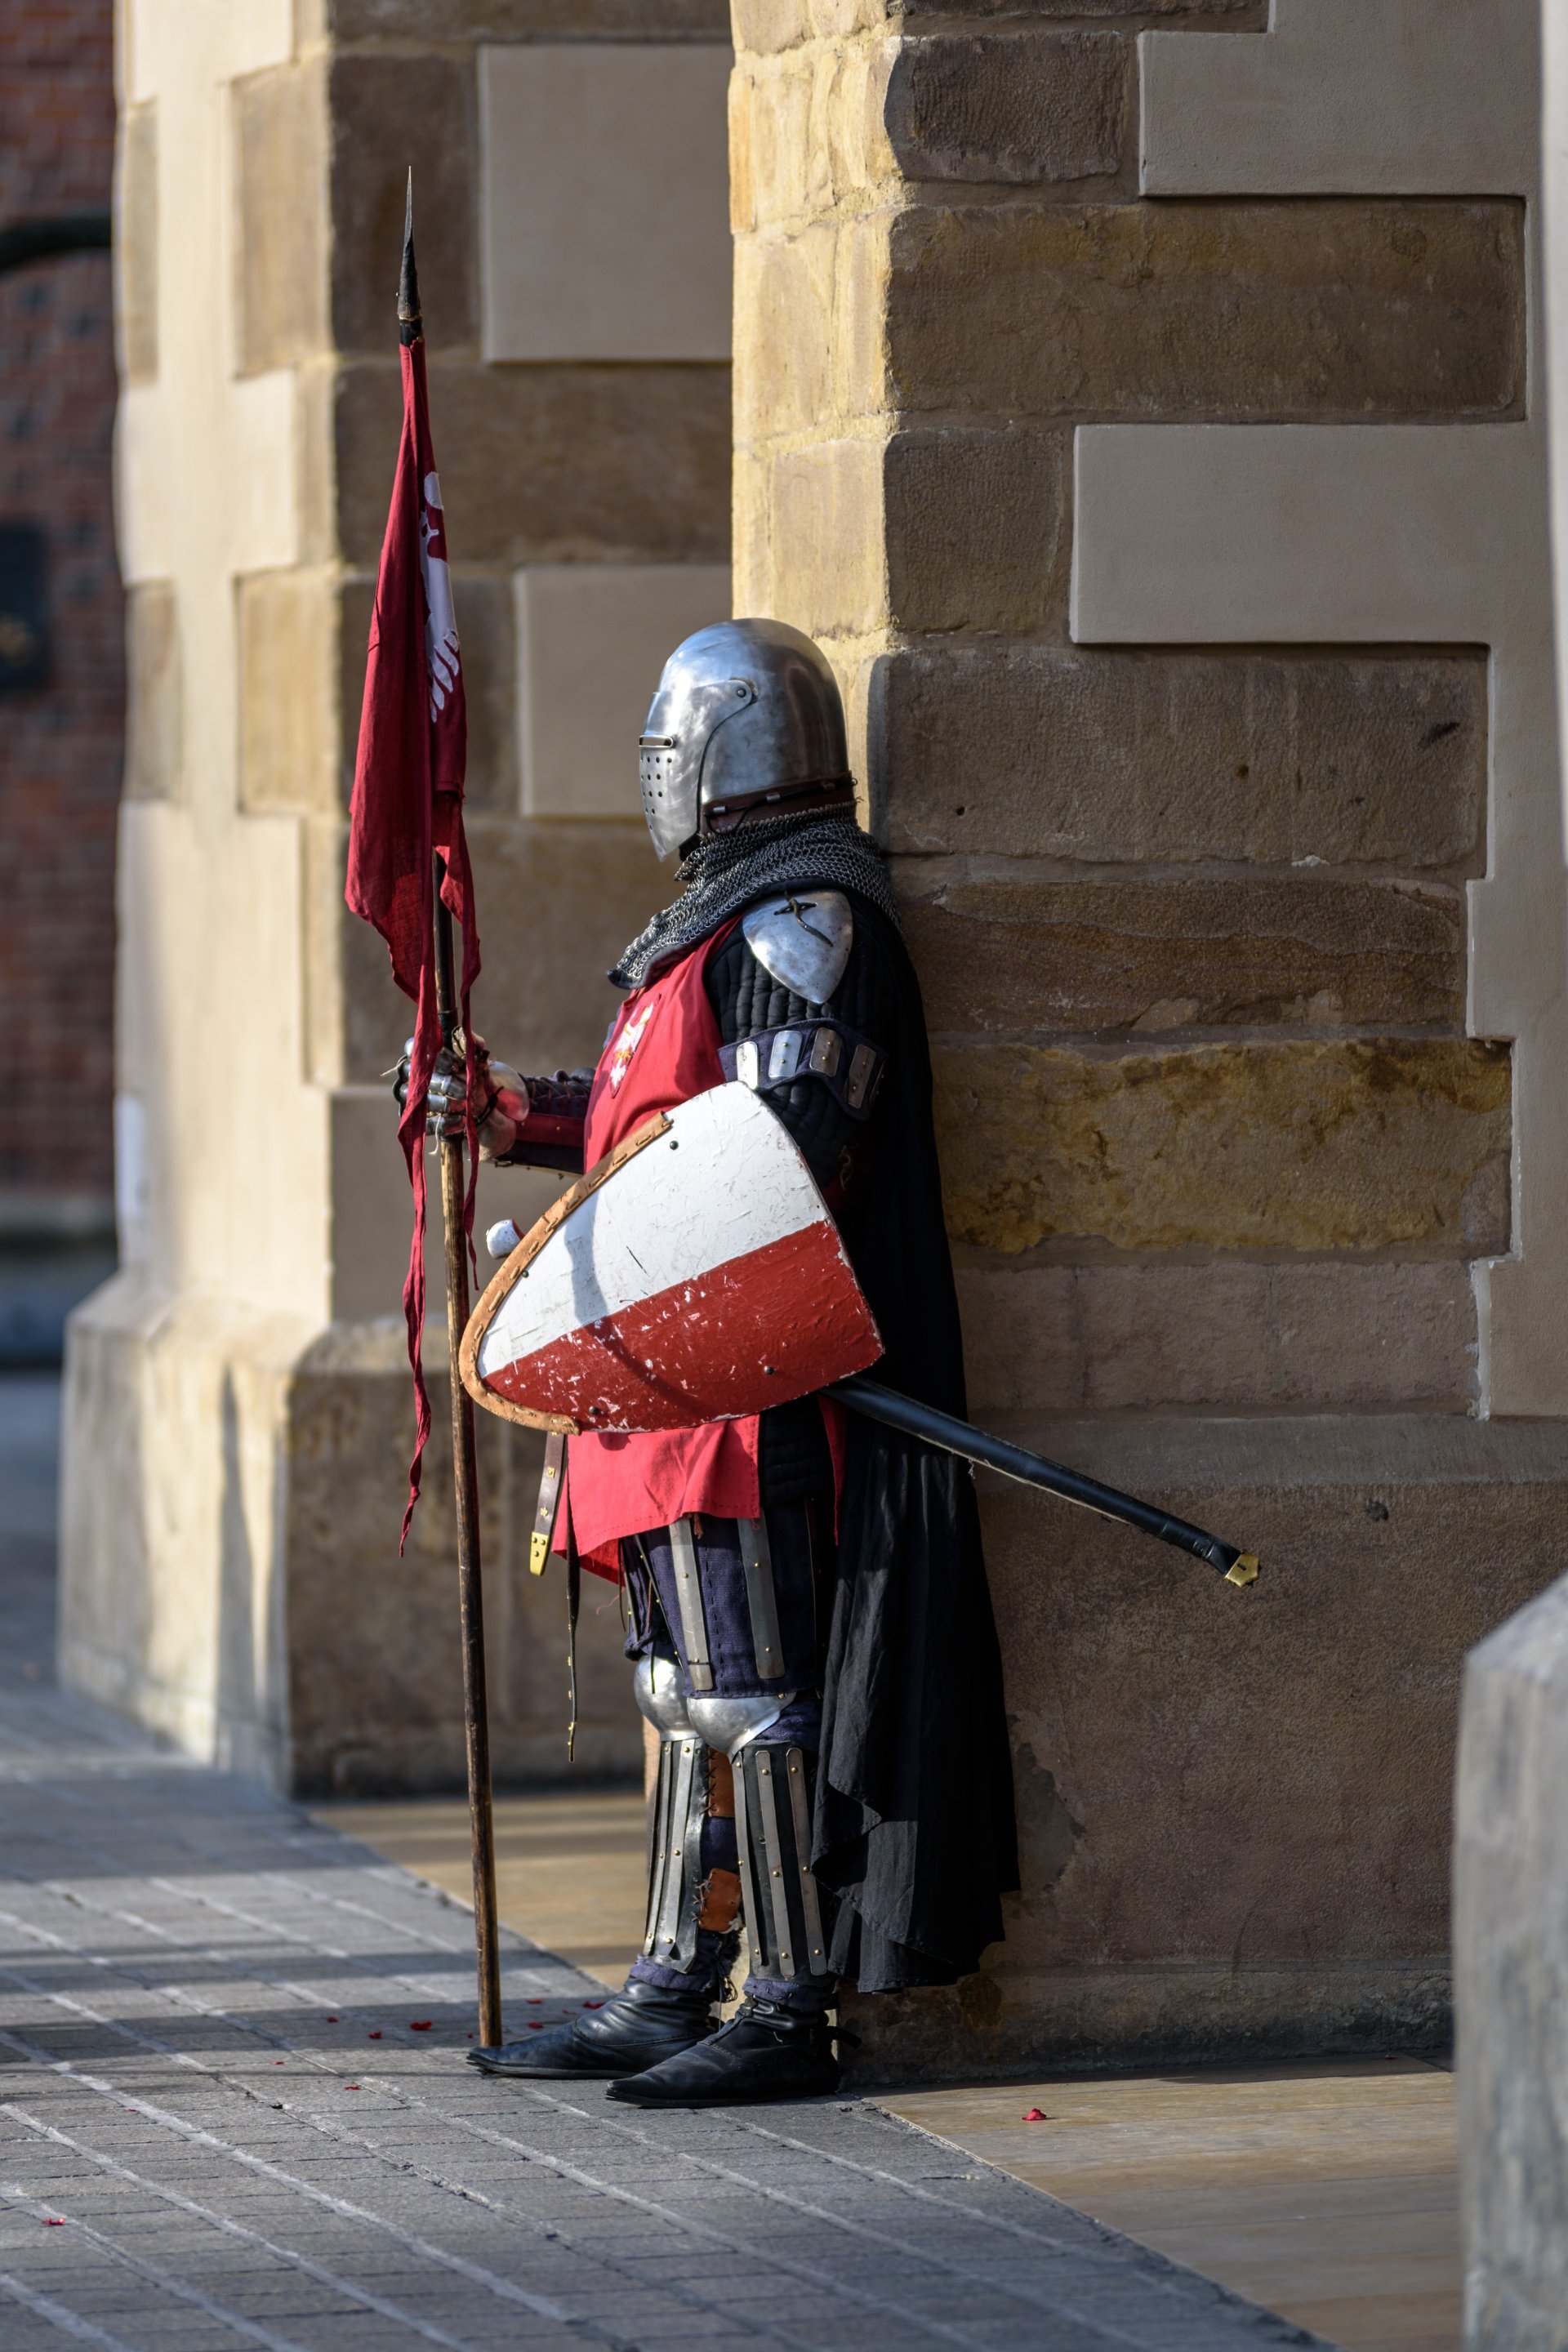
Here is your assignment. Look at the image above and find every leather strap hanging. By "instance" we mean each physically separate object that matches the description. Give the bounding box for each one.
[529,1431,567,1575]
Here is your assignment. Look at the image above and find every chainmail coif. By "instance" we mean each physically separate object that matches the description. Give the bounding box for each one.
[609,808,901,990]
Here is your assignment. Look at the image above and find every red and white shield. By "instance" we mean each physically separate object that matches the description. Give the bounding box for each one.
[459,1083,883,1434]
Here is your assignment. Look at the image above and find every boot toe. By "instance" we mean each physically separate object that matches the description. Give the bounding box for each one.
[608,2007,841,2108]
[467,1981,719,2080]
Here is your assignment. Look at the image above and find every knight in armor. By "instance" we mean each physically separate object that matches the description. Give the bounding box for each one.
[397,619,1018,2105]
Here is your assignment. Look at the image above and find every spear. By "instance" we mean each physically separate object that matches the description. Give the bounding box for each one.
[430,865,504,2048]
[399,191,504,2052]
[345,176,503,2049]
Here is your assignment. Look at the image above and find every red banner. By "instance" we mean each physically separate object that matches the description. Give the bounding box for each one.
[345,332,479,1541]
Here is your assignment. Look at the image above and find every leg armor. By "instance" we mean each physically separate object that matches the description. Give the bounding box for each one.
[635,1655,741,1974]
[733,1742,830,1984]
[687,1693,831,1986]
[639,1513,834,1989]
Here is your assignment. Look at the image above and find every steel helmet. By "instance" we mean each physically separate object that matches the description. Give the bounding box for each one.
[638,618,851,858]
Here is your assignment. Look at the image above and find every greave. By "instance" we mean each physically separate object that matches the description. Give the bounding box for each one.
[733,1744,829,1982]
[643,1732,710,1971]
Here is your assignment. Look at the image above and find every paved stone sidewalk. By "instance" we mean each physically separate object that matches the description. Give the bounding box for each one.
[0,1380,1328,2351]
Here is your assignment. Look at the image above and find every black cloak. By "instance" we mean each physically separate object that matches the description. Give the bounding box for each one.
[810,897,1018,1990]
[703,881,1019,1993]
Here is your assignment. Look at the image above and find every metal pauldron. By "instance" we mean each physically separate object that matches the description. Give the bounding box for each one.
[718,1019,885,1120]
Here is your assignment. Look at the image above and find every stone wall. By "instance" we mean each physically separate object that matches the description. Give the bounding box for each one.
[69,0,1568,2093]
[731,0,1568,2079]
[0,1,121,1354]
[63,0,732,1793]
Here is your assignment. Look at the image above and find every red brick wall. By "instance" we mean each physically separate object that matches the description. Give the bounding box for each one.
[0,3,120,1208]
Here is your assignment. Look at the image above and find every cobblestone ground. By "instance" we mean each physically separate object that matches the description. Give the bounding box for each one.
[0,1379,1329,2351]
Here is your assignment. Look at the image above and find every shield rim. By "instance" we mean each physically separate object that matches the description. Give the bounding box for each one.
[459,1109,673,1434]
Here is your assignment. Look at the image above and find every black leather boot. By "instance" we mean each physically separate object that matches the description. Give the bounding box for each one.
[606,1997,843,2107]
[467,1977,718,2080]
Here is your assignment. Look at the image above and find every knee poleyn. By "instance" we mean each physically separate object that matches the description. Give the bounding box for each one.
[634,1652,694,1739]
[686,1690,795,1757]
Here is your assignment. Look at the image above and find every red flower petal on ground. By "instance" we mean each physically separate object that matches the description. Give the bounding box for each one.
[368,2031,381,2039]
[41,2217,65,2226]
[409,2021,433,2030]
[1022,2109,1049,2123]
[528,2022,543,2029]
[582,2001,604,2009]
[345,2083,361,2090]
[326,2016,338,2024]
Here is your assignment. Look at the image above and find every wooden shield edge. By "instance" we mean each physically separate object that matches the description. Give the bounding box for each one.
[457,1110,675,1434]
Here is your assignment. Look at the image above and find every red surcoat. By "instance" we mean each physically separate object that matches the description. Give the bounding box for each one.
[556,922,765,1571]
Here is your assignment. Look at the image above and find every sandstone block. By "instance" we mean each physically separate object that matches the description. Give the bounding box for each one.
[336,361,731,568]
[884,428,1067,633]
[877,646,1485,866]
[933,1038,1511,1254]
[238,569,338,815]
[886,200,1525,421]
[957,1265,1083,1411]
[59,1276,643,1797]
[903,875,1463,1035]
[958,1260,1477,1414]
[733,0,882,49]
[842,1411,1567,2082]
[117,100,158,386]
[885,31,1125,185]
[755,429,1067,636]
[233,64,328,376]
[287,1336,639,1794]
[733,52,823,232]
[341,815,662,1085]
[1077,1260,1476,1412]
[1455,1575,1568,2348]
[123,582,181,804]
[734,229,840,441]
[454,574,520,816]
[335,0,729,31]
[764,439,888,637]
[330,55,478,358]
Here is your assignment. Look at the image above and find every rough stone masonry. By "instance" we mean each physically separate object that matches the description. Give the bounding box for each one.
[729,1,1563,2078]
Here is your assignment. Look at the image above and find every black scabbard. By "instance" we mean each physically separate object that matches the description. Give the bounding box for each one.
[827,1375,1259,1586]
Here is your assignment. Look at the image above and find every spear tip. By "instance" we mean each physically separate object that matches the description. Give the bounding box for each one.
[398,166,421,341]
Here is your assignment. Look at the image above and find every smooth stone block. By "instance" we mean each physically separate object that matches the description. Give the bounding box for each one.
[517,562,731,817]
[479,42,732,361]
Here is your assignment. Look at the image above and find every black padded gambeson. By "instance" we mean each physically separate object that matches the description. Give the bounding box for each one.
[702,898,898,1200]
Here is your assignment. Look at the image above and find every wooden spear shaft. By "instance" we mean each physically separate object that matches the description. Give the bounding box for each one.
[432,860,504,2048]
